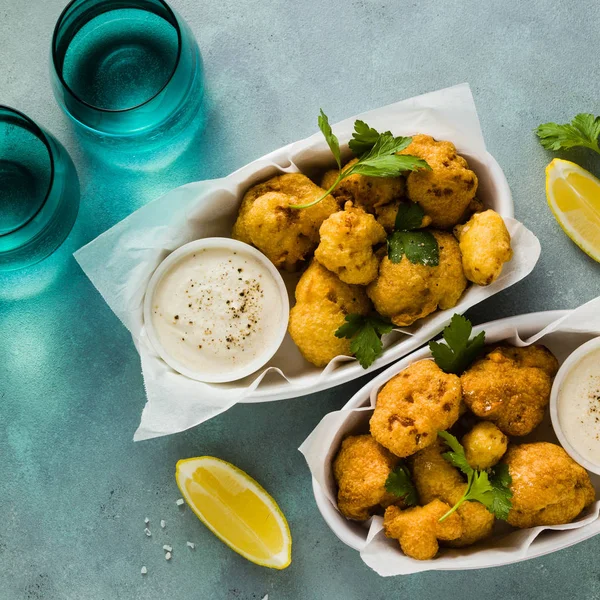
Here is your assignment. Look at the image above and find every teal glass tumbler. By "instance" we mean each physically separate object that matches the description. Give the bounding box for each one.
[50,0,205,152]
[0,106,80,272]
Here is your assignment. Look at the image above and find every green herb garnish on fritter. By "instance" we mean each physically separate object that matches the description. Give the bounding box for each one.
[290,111,430,209]
[536,113,600,155]
[437,431,512,522]
[334,313,394,369]
[387,202,439,267]
[385,463,418,506]
[429,314,485,375]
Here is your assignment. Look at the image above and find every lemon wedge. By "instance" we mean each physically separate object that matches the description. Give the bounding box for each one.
[545,158,600,262]
[175,456,292,569]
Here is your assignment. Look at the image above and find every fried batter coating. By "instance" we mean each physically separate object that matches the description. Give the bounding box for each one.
[366,231,467,326]
[333,435,400,520]
[322,159,405,214]
[232,173,339,271]
[400,135,478,229]
[288,261,371,367]
[505,442,596,528]
[384,499,463,560]
[410,440,495,547]
[315,202,386,285]
[454,210,513,286]
[462,422,508,470]
[370,360,462,457]
[461,345,559,436]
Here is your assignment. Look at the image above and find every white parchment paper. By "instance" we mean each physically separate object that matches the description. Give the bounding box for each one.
[74,84,540,441]
[299,297,600,575]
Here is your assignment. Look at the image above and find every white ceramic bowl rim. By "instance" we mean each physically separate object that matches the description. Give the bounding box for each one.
[550,335,600,475]
[143,237,290,384]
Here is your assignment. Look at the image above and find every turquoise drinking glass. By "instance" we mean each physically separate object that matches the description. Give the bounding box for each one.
[0,106,80,272]
[50,0,205,153]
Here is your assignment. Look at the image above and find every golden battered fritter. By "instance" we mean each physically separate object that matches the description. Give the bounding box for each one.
[315,202,386,285]
[504,442,595,528]
[454,210,513,286]
[383,499,463,560]
[370,360,462,458]
[288,261,371,367]
[232,173,339,271]
[462,422,508,470]
[333,434,400,521]
[367,231,467,326]
[400,134,478,229]
[461,345,559,436]
[410,440,495,547]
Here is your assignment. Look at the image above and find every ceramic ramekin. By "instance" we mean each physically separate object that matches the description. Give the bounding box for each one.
[143,237,289,383]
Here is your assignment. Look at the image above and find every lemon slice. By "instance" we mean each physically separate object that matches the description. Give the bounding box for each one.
[175,456,292,569]
[545,158,600,262]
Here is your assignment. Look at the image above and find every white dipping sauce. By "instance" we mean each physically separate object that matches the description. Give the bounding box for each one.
[150,247,284,380]
[558,347,600,464]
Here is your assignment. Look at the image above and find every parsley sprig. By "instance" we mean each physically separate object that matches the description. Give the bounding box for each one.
[385,463,418,506]
[429,314,485,375]
[334,314,393,369]
[387,202,439,266]
[437,431,512,522]
[536,113,600,155]
[290,112,429,209]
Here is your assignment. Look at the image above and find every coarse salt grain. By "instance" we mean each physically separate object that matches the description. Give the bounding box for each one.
[144,517,149,524]
[165,552,172,560]
[176,498,185,506]
[262,595,268,600]
[144,528,151,537]
[160,520,166,528]
[163,545,173,552]
[141,566,147,575]
[186,542,195,549]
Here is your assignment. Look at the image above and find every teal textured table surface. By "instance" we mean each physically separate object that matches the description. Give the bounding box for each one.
[2,1,600,598]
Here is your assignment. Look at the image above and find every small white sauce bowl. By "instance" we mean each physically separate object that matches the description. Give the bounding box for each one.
[550,335,600,475]
[143,237,290,384]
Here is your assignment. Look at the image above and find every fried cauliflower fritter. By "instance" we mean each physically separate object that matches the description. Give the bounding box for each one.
[232,173,339,271]
[315,202,386,285]
[367,231,467,326]
[288,261,371,367]
[462,422,508,470]
[384,499,463,560]
[505,442,596,528]
[322,159,405,214]
[410,440,495,547]
[461,345,559,436]
[454,210,513,286]
[400,134,478,229]
[370,360,462,457]
[333,434,400,521]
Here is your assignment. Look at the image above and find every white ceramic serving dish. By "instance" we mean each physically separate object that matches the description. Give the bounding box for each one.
[143,238,290,383]
[309,310,600,573]
[75,85,541,440]
[550,335,600,476]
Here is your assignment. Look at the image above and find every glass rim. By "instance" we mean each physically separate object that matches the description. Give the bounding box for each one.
[0,105,55,239]
[51,0,183,115]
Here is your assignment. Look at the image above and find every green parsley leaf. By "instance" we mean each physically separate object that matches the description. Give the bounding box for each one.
[394,202,426,231]
[335,314,394,369]
[429,314,486,375]
[437,431,513,522]
[290,115,429,209]
[486,463,513,521]
[536,113,600,155]
[385,464,418,506]
[387,231,439,266]
[318,109,342,169]
[438,430,473,476]
[348,120,391,156]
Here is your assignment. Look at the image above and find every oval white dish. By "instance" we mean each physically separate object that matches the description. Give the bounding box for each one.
[302,303,600,575]
[74,84,540,440]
